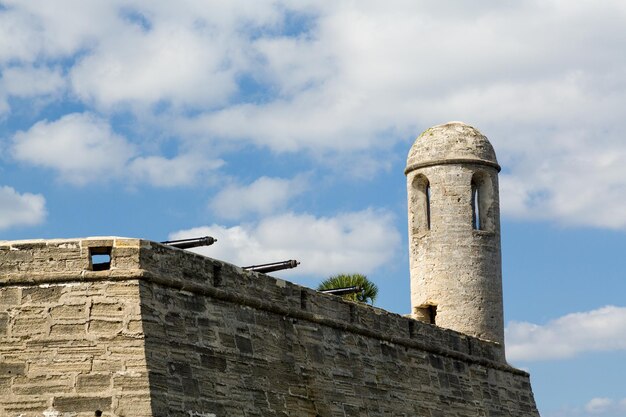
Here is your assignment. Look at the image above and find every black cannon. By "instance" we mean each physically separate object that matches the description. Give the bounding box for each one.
[319,286,363,296]
[243,260,300,274]
[160,236,217,249]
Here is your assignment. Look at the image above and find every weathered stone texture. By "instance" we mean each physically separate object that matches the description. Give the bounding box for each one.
[0,238,540,416]
[138,252,537,417]
[0,243,152,417]
[406,122,506,348]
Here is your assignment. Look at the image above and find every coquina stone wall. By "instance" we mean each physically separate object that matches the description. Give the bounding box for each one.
[0,239,151,417]
[0,238,540,417]
[406,122,505,347]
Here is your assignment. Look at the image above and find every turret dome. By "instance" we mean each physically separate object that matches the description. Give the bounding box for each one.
[405,122,499,175]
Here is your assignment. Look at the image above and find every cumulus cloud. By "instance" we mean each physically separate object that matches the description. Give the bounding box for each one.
[0,186,46,229]
[70,25,238,110]
[128,154,223,188]
[0,1,122,62]
[545,398,626,417]
[506,305,626,362]
[0,65,66,115]
[1,65,65,97]
[0,1,285,109]
[168,209,401,279]
[8,0,285,110]
[175,1,626,230]
[11,112,221,186]
[4,2,626,230]
[498,126,626,229]
[585,398,616,415]
[11,112,135,185]
[180,2,624,149]
[209,175,308,220]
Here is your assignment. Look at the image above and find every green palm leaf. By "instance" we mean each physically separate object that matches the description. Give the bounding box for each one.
[317,273,378,304]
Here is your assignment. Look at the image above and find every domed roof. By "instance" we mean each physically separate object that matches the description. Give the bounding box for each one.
[405,122,500,174]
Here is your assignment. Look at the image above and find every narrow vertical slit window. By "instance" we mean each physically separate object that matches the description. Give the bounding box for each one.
[471,179,480,230]
[426,183,431,230]
[471,171,494,231]
[412,175,431,233]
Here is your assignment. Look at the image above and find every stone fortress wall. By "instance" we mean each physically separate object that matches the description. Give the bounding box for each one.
[0,237,540,417]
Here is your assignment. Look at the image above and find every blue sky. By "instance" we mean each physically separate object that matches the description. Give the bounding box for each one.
[1,1,626,415]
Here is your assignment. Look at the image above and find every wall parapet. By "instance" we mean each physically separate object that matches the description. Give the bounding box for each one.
[0,237,514,373]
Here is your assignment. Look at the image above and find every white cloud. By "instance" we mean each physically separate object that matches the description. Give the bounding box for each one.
[506,305,626,362]
[3,2,626,230]
[128,154,223,188]
[0,1,287,108]
[545,398,626,417]
[497,126,626,229]
[174,1,626,230]
[0,1,122,62]
[64,1,290,110]
[585,398,615,415]
[0,185,46,229]
[210,176,308,220]
[70,25,238,110]
[11,112,135,185]
[1,65,65,97]
[11,112,221,187]
[168,208,401,279]
[0,65,66,115]
[0,96,8,115]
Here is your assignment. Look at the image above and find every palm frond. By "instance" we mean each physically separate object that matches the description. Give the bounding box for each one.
[317,273,378,304]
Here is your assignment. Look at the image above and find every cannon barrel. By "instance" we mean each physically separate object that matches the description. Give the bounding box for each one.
[243,260,300,274]
[319,286,363,296]
[161,236,217,249]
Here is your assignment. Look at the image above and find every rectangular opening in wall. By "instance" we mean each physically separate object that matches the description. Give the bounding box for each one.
[213,263,222,287]
[90,247,112,271]
[415,304,437,325]
[300,290,307,310]
[427,305,437,324]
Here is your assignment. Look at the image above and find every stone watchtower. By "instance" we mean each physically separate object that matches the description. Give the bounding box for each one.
[406,121,505,348]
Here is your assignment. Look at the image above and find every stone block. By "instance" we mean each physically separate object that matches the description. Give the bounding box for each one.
[113,372,150,392]
[50,323,86,338]
[76,373,112,392]
[0,361,26,376]
[22,286,64,304]
[0,376,10,395]
[90,302,126,318]
[29,357,92,375]
[92,359,123,373]
[0,288,20,306]
[88,320,123,336]
[126,319,143,333]
[1,397,49,414]
[12,316,48,336]
[235,336,253,355]
[53,396,112,413]
[12,374,73,395]
[115,394,153,417]
[200,353,227,372]
[0,313,8,336]
[50,304,88,320]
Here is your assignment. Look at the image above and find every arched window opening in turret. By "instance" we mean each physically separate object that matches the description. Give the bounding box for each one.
[471,172,494,231]
[471,180,480,230]
[411,175,431,233]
